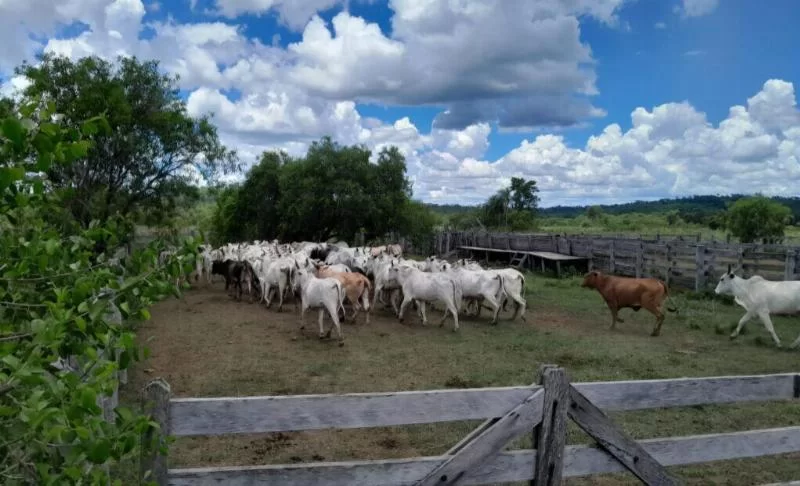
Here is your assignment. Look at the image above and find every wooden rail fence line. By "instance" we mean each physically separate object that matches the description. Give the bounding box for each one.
[434,231,800,291]
[140,369,800,485]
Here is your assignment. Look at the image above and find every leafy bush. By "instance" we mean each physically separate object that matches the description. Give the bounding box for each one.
[1,98,198,484]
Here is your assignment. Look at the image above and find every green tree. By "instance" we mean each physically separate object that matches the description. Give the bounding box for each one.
[586,205,603,221]
[210,136,431,245]
[481,177,539,230]
[727,195,792,243]
[16,54,238,230]
[509,176,540,212]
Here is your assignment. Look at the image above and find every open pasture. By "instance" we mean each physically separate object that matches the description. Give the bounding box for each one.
[126,271,800,485]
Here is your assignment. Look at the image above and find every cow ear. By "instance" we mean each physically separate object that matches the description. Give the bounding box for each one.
[727,263,732,275]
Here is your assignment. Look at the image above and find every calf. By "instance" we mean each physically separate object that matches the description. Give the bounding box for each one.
[315,265,372,324]
[714,265,800,348]
[581,270,675,336]
[291,265,347,345]
[387,264,461,331]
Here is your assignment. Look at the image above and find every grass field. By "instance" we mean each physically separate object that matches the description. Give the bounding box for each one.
[122,271,800,485]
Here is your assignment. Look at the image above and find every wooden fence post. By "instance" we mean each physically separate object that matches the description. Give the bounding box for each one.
[588,240,594,271]
[141,379,171,486]
[609,240,616,274]
[695,245,706,292]
[665,242,672,287]
[532,365,569,486]
[785,249,796,281]
[445,232,451,256]
[635,240,644,278]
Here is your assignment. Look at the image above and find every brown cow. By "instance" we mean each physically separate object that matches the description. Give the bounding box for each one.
[315,265,372,324]
[581,270,676,336]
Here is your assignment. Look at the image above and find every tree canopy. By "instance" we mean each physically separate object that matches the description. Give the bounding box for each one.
[726,195,793,243]
[480,177,540,230]
[211,137,440,248]
[14,53,238,230]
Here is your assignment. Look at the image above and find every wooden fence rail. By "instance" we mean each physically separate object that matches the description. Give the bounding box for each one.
[141,370,800,485]
[434,231,800,291]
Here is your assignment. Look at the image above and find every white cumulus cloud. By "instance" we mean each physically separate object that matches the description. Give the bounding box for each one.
[2,1,800,208]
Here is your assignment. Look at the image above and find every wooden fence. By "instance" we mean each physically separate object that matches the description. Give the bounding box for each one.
[434,231,800,291]
[140,368,800,485]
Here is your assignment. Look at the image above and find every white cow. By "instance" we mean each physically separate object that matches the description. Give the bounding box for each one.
[261,257,296,311]
[387,264,461,331]
[291,265,347,345]
[714,265,800,348]
[445,267,505,324]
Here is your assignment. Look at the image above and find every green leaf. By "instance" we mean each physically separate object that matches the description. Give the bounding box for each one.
[81,118,99,136]
[66,140,91,161]
[2,355,21,369]
[87,439,111,464]
[0,167,26,191]
[44,239,59,255]
[120,301,130,315]
[140,308,151,320]
[74,426,90,440]
[80,387,97,410]
[32,131,54,154]
[89,299,108,322]
[1,117,25,147]
[36,150,54,172]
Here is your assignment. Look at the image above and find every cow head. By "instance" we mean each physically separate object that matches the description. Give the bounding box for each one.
[714,264,739,295]
[581,270,602,288]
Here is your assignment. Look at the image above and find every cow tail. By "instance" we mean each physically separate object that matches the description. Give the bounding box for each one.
[336,283,346,316]
[451,279,460,313]
[497,274,507,302]
[520,274,526,300]
[660,280,678,313]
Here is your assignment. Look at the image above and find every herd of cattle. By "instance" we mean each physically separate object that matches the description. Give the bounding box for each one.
[167,240,800,350]
[186,240,527,345]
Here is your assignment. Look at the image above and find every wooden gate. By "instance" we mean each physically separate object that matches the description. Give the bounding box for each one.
[141,367,800,485]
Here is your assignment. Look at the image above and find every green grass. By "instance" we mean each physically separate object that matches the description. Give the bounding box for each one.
[121,272,800,485]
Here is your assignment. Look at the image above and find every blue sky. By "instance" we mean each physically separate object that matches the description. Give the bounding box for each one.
[2,0,800,206]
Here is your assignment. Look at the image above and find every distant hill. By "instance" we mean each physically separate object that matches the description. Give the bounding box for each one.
[425,195,800,219]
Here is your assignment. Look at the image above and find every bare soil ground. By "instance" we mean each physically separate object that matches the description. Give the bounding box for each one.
[122,275,800,485]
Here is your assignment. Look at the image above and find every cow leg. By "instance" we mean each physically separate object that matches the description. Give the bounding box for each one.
[443,300,460,331]
[486,294,502,325]
[299,303,307,332]
[319,309,330,339]
[398,295,413,323]
[789,331,800,349]
[360,289,371,325]
[757,311,782,347]
[390,290,401,316]
[731,310,755,339]
[326,304,344,346]
[651,308,665,337]
[419,301,428,326]
[608,305,620,330]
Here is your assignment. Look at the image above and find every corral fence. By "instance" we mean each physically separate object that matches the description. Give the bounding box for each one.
[139,367,800,485]
[434,231,800,291]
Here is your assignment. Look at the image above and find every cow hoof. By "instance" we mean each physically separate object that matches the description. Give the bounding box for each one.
[650,332,660,337]
[729,333,738,340]
[338,341,345,347]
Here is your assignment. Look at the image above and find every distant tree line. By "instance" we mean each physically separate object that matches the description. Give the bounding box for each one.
[210,137,440,248]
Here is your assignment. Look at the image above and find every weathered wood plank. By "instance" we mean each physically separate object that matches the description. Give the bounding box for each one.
[533,367,569,486]
[167,427,800,485]
[141,379,171,486]
[416,389,544,486]
[169,386,540,436]
[169,374,797,436]
[567,385,680,485]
